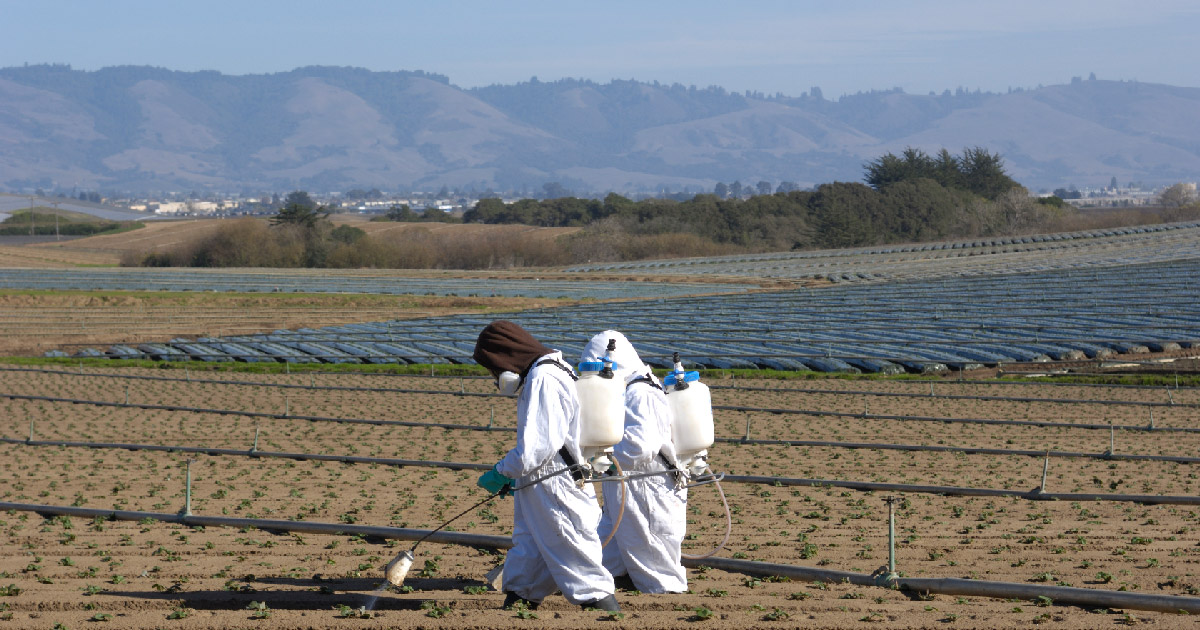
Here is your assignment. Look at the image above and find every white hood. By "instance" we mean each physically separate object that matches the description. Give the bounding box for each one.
[581,330,655,386]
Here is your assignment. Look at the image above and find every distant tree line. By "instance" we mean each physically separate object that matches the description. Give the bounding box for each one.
[463,147,1059,252]
[0,210,137,236]
[369,204,461,223]
[125,148,1090,269]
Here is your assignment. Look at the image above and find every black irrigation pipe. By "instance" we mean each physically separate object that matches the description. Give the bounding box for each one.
[0,437,492,471]
[722,437,1200,465]
[706,384,1199,409]
[0,366,500,397]
[0,501,503,552]
[2,438,1197,504]
[817,374,1200,392]
[711,404,1200,434]
[6,390,1200,452]
[13,358,1200,393]
[723,475,1200,505]
[0,392,507,433]
[6,366,1198,414]
[728,375,1200,392]
[1,501,1197,614]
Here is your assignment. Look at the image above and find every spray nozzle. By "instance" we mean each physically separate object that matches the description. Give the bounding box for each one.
[385,549,415,587]
[670,351,690,390]
[599,338,616,379]
[589,447,615,474]
[687,451,709,477]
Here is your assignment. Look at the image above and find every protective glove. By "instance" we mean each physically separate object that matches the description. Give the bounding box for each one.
[477,466,513,497]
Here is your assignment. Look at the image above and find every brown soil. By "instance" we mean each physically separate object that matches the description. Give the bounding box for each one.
[1,366,1197,628]
[0,216,582,269]
[0,291,577,357]
[0,214,807,292]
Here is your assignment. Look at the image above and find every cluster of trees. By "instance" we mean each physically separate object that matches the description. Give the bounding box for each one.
[464,148,1056,253]
[1159,183,1197,208]
[371,204,460,223]
[863,147,1020,200]
[0,209,134,236]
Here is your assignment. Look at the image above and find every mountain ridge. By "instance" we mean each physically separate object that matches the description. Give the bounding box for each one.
[1,65,1197,194]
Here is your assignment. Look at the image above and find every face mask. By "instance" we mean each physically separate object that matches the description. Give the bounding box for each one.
[496,371,522,396]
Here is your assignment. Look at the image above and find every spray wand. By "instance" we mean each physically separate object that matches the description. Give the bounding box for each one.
[385,488,506,587]
[384,458,629,588]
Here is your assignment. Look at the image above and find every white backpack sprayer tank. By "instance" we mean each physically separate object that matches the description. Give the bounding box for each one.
[664,352,714,476]
[665,351,731,561]
[576,338,625,474]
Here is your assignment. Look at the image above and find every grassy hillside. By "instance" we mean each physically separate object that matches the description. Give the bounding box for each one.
[0,207,142,237]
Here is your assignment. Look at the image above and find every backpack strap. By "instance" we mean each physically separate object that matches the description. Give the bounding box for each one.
[627,374,663,392]
[522,358,585,482]
[520,356,578,387]
[558,446,586,482]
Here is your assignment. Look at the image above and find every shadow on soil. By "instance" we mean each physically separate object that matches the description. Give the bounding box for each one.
[102,576,488,611]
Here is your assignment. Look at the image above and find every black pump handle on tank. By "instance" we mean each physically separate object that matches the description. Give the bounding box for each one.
[599,339,616,379]
[672,352,689,390]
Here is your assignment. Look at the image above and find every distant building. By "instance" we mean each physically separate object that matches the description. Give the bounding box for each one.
[152,201,221,215]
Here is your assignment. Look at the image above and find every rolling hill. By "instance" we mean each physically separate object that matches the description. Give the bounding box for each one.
[1,65,1198,193]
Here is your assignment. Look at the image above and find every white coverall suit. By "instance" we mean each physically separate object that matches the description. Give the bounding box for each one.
[586,332,689,594]
[495,352,615,605]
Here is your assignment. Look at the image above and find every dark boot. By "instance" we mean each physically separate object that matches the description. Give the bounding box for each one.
[612,574,637,591]
[502,591,539,610]
[579,593,620,612]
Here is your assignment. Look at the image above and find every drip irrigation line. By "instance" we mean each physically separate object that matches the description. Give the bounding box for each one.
[5,391,1199,446]
[6,366,1197,414]
[707,383,1200,408]
[2,439,1196,504]
[695,557,1200,616]
[6,433,1194,467]
[0,362,496,393]
[721,474,1200,505]
[763,375,1200,391]
[0,437,491,471]
[0,392,506,432]
[710,404,1200,434]
[721,437,1200,464]
[0,500,1196,614]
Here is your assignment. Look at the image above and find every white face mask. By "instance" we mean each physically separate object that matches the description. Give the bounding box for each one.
[496,371,522,396]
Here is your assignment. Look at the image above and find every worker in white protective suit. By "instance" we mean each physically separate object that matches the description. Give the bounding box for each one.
[472,320,619,612]
[586,331,688,594]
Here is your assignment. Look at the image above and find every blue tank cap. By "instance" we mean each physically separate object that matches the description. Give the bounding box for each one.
[578,361,619,373]
[663,371,700,387]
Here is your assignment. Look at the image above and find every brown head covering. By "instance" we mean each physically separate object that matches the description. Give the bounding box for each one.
[473,320,554,375]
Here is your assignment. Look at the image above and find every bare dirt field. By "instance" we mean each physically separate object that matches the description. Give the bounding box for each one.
[0,291,577,357]
[0,216,581,269]
[1,366,1197,628]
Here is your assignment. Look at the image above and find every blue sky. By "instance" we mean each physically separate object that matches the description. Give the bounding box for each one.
[4,0,1198,98]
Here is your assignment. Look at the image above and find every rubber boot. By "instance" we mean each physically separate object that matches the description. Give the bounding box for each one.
[612,574,637,591]
[502,591,539,610]
[579,593,620,612]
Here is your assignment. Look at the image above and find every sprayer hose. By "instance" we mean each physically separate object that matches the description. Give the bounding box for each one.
[680,467,732,560]
[600,459,626,549]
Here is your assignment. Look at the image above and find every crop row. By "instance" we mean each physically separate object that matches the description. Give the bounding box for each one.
[568,220,1200,283]
[54,259,1200,376]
